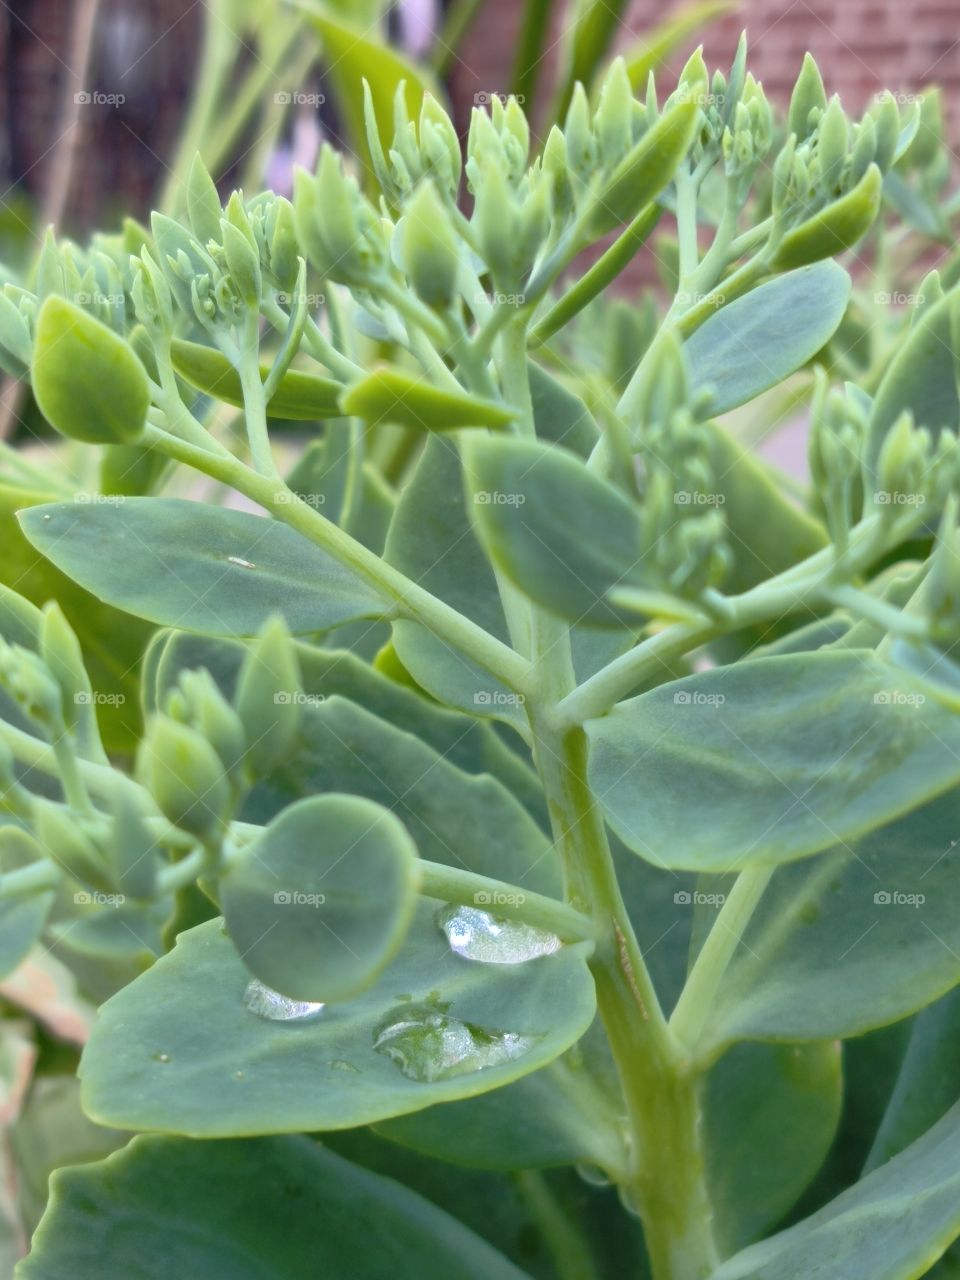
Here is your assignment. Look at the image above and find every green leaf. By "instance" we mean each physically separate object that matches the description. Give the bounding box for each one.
[866,286,960,476]
[623,2,734,91]
[552,0,630,119]
[78,907,596,1135]
[772,165,883,270]
[529,362,599,457]
[375,1024,624,1173]
[170,338,343,420]
[31,297,149,444]
[17,1134,534,1280]
[342,367,516,433]
[696,787,960,1053]
[384,435,523,723]
[865,989,960,1173]
[587,99,700,237]
[298,4,437,176]
[705,1041,843,1254]
[0,892,54,979]
[685,264,852,417]
[700,421,828,599]
[151,629,546,826]
[245,694,560,895]
[18,499,387,637]
[221,794,419,1003]
[465,437,647,627]
[588,650,960,873]
[710,1099,960,1280]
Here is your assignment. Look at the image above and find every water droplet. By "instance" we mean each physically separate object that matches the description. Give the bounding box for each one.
[617,1185,644,1218]
[437,905,562,964]
[243,978,324,1022]
[153,1052,171,1064]
[328,1059,361,1074]
[228,556,256,569]
[576,1161,612,1188]
[373,1001,539,1083]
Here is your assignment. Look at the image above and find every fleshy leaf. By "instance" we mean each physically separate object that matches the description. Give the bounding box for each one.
[18,499,387,637]
[220,794,419,1003]
[17,1134,533,1279]
[78,907,596,1136]
[588,650,960,872]
[685,264,852,418]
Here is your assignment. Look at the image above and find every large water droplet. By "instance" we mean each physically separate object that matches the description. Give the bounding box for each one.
[437,904,562,964]
[243,978,325,1022]
[373,1001,539,1083]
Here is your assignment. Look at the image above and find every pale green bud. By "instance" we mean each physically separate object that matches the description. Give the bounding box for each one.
[172,669,248,785]
[235,618,302,777]
[220,218,262,307]
[187,154,222,245]
[594,58,634,166]
[266,196,300,291]
[419,94,461,196]
[818,96,848,193]
[789,53,827,141]
[109,789,158,899]
[401,182,460,310]
[137,714,230,839]
[39,604,89,736]
[871,92,901,172]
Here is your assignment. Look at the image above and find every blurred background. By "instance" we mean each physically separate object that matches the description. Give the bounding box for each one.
[2,0,958,246]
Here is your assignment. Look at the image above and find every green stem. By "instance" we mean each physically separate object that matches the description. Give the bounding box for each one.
[669,866,775,1053]
[530,205,661,348]
[141,426,531,692]
[531,714,719,1280]
[511,0,555,107]
[417,860,596,943]
[557,512,911,724]
[237,314,278,478]
[0,860,61,898]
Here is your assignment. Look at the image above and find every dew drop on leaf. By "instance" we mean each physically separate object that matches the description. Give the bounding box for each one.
[242,977,325,1022]
[373,1000,540,1082]
[576,1161,613,1188]
[437,904,562,964]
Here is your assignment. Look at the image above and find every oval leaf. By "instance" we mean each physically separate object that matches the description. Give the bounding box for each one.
[170,338,343,420]
[17,499,387,637]
[31,297,149,444]
[18,1134,533,1280]
[685,263,852,417]
[465,437,647,627]
[711,1099,960,1280]
[221,794,419,1003]
[78,907,597,1136]
[587,650,960,872]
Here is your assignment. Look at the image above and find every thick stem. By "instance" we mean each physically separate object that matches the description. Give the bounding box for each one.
[531,715,719,1280]
[417,859,596,942]
[141,427,530,692]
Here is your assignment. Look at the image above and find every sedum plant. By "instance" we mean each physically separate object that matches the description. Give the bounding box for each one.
[4,37,960,1280]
